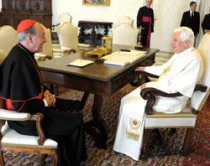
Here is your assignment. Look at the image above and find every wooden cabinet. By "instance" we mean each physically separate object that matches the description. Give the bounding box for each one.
[0,0,52,29]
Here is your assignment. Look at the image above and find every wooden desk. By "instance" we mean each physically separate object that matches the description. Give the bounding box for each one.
[39,45,159,148]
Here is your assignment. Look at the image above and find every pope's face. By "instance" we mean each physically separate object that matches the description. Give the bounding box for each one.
[171,31,188,54]
[31,24,46,53]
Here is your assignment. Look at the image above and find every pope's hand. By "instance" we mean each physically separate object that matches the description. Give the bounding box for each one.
[140,83,146,90]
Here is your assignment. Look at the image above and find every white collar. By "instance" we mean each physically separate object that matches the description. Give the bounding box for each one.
[176,47,194,57]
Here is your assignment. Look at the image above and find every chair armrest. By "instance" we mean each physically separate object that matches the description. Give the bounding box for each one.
[140,84,207,115]
[140,88,182,115]
[0,109,31,120]
[135,70,159,79]
[194,84,207,92]
[30,113,46,145]
[0,109,46,145]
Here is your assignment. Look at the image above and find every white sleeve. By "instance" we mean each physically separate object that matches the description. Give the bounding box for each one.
[145,59,203,96]
[144,65,164,76]
[43,99,48,107]
[144,54,176,76]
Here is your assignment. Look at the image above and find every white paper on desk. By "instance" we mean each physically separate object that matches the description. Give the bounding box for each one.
[35,53,47,57]
[68,59,94,67]
[34,53,47,60]
[53,46,71,53]
[78,43,91,48]
[102,51,146,66]
[104,58,130,66]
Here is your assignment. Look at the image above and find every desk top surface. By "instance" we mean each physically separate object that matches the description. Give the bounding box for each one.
[39,45,159,82]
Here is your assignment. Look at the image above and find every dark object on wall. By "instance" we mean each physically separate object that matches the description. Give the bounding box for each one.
[78,20,112,46]
[0,0,52,29]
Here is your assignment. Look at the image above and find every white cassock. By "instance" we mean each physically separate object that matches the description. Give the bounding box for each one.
[113,47,204,160]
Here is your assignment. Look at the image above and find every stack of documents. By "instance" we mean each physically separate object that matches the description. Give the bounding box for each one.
[102,50,146,66]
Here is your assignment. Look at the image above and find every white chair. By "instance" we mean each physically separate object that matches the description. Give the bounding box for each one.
[112,23,139,46]
[0,26,18,56]
[114,16,133,27]
[57,22,79,52]
[0,97,58,166]
[140,33,210,159]
[52,13,72,30]
[0,49,6,64]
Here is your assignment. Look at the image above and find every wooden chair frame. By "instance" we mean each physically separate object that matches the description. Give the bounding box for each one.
[0,98,58,166]
[136,70,207,159]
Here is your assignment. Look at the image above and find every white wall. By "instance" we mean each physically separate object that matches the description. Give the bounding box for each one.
[151,0,191,52]
[52,0,143,27]
[51,0,195,52]
[0,0,204,52]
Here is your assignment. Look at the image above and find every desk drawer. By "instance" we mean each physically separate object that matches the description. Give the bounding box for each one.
[112,70,134,91]
[141,55,155,66]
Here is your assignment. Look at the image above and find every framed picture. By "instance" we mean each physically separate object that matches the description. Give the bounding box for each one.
[82,0,110,6]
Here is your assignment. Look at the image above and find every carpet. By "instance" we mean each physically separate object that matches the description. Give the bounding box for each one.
[2,84,210,166]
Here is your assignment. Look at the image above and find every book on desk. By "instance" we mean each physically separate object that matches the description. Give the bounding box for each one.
[102,50,146,66]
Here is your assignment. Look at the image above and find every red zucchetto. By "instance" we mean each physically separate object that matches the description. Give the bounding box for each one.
[17,19,36,33]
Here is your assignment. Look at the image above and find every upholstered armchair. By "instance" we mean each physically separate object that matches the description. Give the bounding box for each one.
[0,92,89,165]
[112,23,139,46]
[0,54,89,165]
[57,22,79,52]
[0,87,58,166]
[0,26,18,56]
[137,33,210,159]
[52,13,72,30]
[114,16,134,27]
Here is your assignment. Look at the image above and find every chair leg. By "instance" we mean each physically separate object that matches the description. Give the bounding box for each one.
[0,149,5,166]
[140,129,152,160]
[182,128,193,156]
[39,154,47,166]
[52,151,58,166]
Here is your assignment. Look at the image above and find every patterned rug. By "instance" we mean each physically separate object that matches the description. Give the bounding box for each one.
[2,84,210,166]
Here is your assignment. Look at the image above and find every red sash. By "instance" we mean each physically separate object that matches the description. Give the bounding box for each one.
[142,16,152,48]
[5,93,43,111]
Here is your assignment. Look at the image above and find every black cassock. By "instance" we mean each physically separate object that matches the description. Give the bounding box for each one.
[202,13,210,33]
[137,6,154,48]
[0,44,87,166]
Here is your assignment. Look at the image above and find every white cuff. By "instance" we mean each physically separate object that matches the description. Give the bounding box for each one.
[43,99,48,107]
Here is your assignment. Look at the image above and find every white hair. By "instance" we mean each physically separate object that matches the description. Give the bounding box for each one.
[174,27,194,46]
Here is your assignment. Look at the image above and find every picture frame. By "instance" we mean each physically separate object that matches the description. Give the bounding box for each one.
[82,0,110,6]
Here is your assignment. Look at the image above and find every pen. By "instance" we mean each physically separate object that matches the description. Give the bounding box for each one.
[120,49,131,52]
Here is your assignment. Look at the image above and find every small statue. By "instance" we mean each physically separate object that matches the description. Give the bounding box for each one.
[135,26,144,50]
